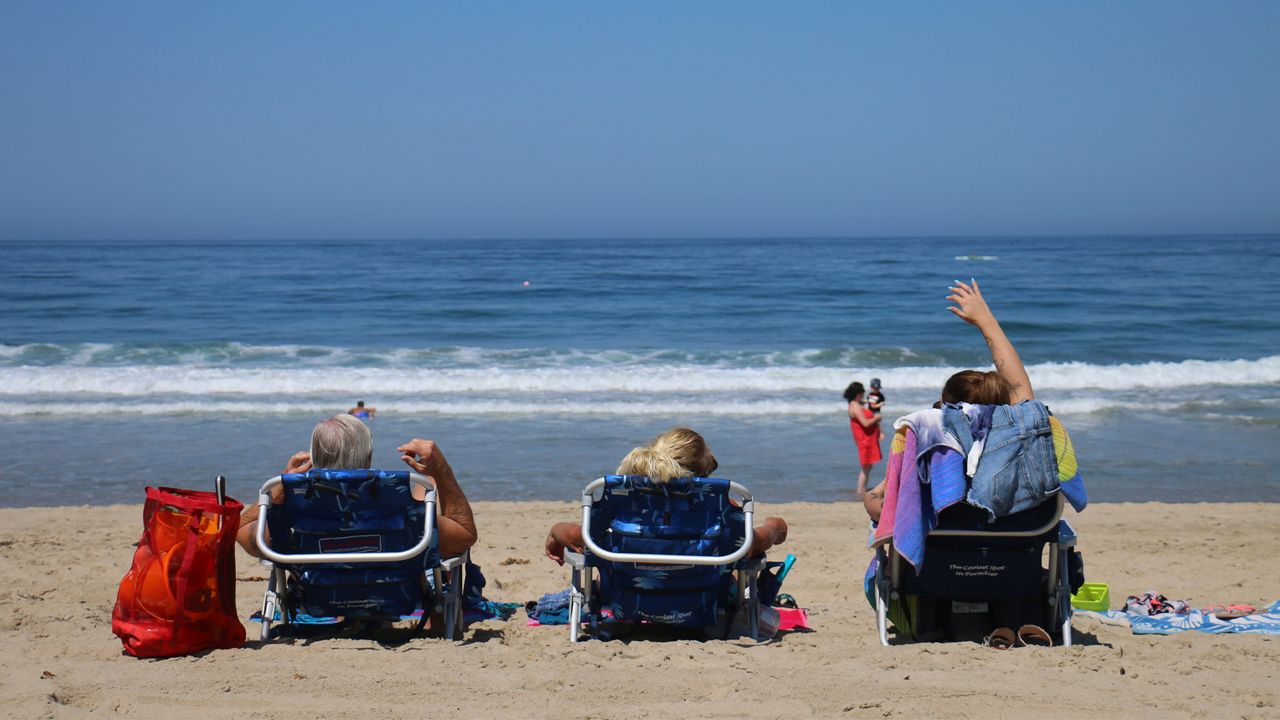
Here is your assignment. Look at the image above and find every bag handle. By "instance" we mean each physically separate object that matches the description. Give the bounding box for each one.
[170,509,204,630]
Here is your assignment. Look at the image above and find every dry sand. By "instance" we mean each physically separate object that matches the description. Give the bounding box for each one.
[1,501,1278,719]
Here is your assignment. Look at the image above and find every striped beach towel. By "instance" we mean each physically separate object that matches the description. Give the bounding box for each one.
[872,415,1087,569]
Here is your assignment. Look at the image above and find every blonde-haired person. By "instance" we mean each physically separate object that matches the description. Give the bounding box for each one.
[544,427,789,564]
[864,280,1032,521]
[615,426,711,482]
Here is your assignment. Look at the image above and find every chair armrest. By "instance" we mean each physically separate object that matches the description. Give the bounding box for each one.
[440,550,469,572]
[563,550,586,569]
[1056,520,1077,548]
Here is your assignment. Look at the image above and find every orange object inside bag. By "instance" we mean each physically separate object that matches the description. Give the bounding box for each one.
[112,487,245,657]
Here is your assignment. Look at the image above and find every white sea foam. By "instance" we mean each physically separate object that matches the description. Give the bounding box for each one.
[0,355,1276,396]
[0,395,1248,418]
[0,342,936,369]
[0,399,841,417]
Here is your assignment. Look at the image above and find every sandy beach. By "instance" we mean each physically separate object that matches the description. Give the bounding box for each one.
[2,500,1278,719]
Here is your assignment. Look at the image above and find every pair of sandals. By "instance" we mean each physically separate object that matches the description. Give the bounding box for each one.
[982,624,1052,649]
[1202,604,1256,620]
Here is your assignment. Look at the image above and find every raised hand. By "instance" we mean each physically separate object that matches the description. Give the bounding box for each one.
[947,278,995,328]
[398,438,442,475]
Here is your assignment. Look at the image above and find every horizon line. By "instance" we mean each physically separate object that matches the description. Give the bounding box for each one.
[2,232,1277,243]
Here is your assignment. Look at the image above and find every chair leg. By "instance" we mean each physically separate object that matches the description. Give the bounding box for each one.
[260,566,278,643]
[875,588,890,646]
[569,564,586,643]
[1057,547,1073,647]
[875,551,890,647]
[569,591,583,643]
[443,563,463,641]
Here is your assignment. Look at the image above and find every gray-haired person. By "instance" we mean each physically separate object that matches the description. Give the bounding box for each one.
[235,414,477,559]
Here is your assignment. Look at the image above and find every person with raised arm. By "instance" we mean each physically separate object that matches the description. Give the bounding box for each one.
[864,279,1032,522]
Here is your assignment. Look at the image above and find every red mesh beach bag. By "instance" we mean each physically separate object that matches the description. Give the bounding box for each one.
[111,487,246,657]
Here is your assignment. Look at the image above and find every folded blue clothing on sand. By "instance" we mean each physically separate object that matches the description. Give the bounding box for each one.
[1077,600,1280,635]
[526,589,573,624]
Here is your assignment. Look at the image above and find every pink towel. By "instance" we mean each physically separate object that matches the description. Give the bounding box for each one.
[873,429,915,545]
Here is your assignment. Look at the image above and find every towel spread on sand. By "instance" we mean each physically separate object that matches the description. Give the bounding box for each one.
[250,601,521,628]
[525,606,811,631]
[1077,600,1280,635]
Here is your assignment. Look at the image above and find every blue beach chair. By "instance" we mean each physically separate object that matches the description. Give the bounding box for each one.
[563,475,764,642]
[252,469,468,642]
[873,495,1079,646]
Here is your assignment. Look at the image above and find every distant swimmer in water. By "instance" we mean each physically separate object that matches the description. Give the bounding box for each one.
[347,401,376,419]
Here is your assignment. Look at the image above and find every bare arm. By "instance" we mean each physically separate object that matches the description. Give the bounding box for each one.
[750,517,788,556]
[545,522,585,565]
[399,439,478,559]
[848,402,882,428]
[947,279,1033,403]
[235,451,311,558]
[862,482,885,523]
[545,514,786,563]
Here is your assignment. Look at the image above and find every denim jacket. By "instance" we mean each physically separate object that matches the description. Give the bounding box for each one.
[942,400,1059,520]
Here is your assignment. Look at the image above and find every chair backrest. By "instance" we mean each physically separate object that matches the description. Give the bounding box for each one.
[900,496,1065,601]
[931,494,1063,538]
[264,469,440,617]
[584,475,750,626]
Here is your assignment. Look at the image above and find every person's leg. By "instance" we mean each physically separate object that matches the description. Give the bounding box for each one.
[857,463,873,496]
[865,461,880,491]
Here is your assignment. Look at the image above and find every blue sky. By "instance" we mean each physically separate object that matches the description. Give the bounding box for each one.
[1,2,1277,240]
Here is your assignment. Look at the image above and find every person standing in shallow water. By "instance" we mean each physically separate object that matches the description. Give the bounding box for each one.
[844,381,883,497]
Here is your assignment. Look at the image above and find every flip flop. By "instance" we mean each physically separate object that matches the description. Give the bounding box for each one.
[1201,603,1257,619]
[982,627,1015,650]
[1016,624,1053,647]
[1215,604,1257,620]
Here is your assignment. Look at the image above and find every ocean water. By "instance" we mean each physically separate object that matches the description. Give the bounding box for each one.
[1,236,1277,506]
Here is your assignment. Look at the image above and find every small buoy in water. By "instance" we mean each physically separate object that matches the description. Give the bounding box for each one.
[522,280,530,287]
